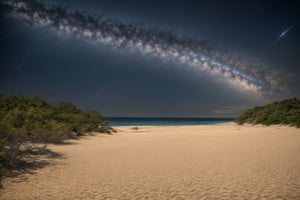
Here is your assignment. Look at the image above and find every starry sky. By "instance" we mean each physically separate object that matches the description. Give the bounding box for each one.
[0,0,299,117]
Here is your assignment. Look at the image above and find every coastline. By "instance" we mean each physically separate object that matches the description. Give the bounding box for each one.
[107,117,234,126]
[1,123,300,199]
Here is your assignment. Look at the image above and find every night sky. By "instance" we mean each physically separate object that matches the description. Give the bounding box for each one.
[1,0,300,117]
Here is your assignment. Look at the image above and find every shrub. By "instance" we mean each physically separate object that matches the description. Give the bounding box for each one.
[235,98,300,127]
[0,94,113,181]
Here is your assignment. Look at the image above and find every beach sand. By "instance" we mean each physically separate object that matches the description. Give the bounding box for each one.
[1,123,300,199]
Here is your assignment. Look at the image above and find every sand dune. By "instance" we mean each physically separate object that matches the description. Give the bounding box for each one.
[1,123,300,199]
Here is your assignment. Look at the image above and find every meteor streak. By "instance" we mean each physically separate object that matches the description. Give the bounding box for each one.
[277,25,293,40]
[0,0,285,96]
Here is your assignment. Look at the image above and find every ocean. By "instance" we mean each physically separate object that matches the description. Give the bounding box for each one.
[106,118,234,126]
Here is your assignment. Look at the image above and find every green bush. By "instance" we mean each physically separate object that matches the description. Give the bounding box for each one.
[0,95,113,180]
[235,98,300,127]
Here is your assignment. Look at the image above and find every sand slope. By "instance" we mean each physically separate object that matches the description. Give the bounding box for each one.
[1,123,300,199]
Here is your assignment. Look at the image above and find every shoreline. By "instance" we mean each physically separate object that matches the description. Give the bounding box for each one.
[1,124,300,199]
[112,122,296,129]
[107,117,234,127]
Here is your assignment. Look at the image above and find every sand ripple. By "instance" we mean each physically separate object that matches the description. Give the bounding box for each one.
[1,125,300,199]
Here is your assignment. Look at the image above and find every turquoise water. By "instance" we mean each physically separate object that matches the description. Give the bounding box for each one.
[106,118,234,126]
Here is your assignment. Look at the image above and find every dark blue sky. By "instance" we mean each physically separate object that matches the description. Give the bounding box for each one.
[1,0,299,117]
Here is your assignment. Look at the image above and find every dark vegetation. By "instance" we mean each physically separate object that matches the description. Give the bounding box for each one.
[0,95,114,185]
[235,98,300,127]
[131,126,139,130]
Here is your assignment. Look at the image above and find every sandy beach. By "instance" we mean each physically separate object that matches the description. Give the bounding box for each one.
[1,123,300,200]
